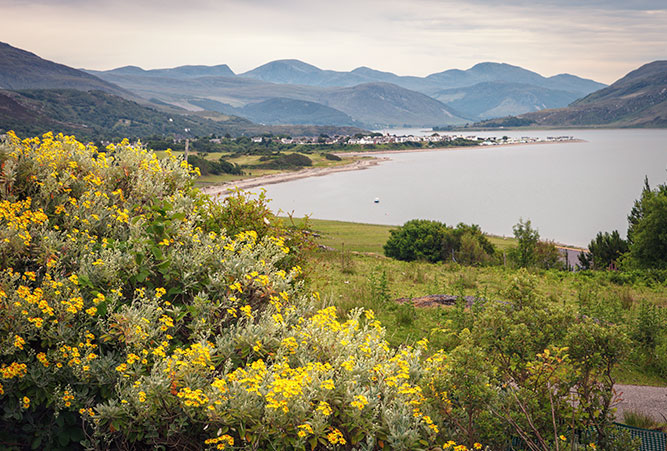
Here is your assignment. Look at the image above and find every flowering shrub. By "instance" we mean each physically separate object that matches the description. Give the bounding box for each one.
[0,132,486,450]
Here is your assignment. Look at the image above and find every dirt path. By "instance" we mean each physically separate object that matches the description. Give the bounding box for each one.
[614,384,667,422]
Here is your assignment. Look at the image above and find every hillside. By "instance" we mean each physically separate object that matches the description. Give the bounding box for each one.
[431,81,583,120]
[90,70,469,127]
[0,89,364,139]
[477,61,667,128]
[0,89,259,139]
[318,82,468,127]
[0,42,132,98]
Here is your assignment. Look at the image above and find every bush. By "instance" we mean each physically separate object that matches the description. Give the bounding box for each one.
[323,153,342,161]
[385,220,495,265]
[187,154,243,176]
[0,132,479,450]
[256,152,312,169]
[383,219,448,263]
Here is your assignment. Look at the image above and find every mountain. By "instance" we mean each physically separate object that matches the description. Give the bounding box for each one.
[318,83,467,127]
[0,89,255,139]
[90,69,470,127]
[0,42,132,97]
[0,89,365,139]
[88,64,235,79]
[235,60,605,120]
[477,61,667,128]
[431,81,584,120]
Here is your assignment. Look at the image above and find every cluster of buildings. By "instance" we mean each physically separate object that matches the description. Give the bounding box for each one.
[271,133,575,146]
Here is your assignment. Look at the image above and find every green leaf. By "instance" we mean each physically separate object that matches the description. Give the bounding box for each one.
[151,246,164,260]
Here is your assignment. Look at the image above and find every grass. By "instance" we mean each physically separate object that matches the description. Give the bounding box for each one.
[154,150,366,187]
[292,218,521,255]
[622,410,667,432]
[293,217,667,386]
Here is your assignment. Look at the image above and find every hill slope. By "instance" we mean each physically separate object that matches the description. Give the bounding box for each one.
[431,82,583,120]
[0,42,132,98]
[478,61,667,128]
[90,70,469,127]
[0,89,256,139]
[0,89,366,139]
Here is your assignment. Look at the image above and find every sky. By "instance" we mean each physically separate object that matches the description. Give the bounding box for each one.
[1,0,666,84]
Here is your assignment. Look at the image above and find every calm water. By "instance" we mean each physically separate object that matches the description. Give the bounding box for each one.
[255,129,667,247]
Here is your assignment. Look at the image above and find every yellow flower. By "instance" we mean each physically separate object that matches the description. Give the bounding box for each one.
[326,428,346,445]
[350,394,368,410]
[297,423,313,437]
[560,435,567,441]
[14,335,25,350]
[22,396,30,409]
[316,401,332,416]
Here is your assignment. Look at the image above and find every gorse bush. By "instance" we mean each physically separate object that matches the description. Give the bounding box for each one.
[0,132,488,450]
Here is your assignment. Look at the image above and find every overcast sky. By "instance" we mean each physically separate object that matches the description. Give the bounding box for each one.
[1,0,665,83]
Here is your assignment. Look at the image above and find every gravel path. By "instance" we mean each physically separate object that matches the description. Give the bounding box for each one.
[614,384,667,422]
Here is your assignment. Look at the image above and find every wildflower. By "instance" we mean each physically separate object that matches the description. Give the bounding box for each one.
[350,394,368,410]
[14,335,25,350]
[316,401,332,416]
[327,428,346,445]
[22,396,30,409]
[297,423,313,437]
[321,379,335,390]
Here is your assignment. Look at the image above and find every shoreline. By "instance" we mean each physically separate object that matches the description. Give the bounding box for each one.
[201,139,584,197]
[202,157,389,197]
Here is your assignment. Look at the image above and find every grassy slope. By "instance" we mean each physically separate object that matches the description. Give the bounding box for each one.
[295,218,667,386]
[154,150,367,186]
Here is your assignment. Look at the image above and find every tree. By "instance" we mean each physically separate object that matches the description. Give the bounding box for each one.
[383,219,448,262]
[627,178,667,268]
[510,219,539,268]
[578,231,628,270]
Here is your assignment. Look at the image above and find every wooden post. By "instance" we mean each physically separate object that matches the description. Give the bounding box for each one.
[184,138,189,162]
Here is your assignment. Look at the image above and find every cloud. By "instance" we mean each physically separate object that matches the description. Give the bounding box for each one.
[0,0,665,83]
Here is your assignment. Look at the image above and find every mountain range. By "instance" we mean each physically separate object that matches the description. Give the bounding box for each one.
[1,40,665,134]
[476,61,667,128]
[87,59,605,126]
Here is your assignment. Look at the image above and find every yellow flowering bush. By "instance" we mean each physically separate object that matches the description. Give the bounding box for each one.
[0,132,479,450]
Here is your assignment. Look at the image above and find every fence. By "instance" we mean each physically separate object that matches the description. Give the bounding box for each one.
[508,423,666,451]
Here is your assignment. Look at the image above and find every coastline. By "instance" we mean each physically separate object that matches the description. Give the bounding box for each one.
[201,139,584,197]
[202,157,388,197]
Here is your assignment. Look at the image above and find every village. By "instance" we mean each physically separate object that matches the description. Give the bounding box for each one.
[244,132,577,146]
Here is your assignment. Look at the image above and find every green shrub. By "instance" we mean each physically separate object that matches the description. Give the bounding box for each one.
[0,132,480,451]
[384,219,448,263]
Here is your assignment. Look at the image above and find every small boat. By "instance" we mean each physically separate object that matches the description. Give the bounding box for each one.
[374,197,380,204]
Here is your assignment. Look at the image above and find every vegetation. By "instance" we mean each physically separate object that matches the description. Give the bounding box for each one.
[0,132,487,450]
[578,231,628,270]
[1,131,665,450]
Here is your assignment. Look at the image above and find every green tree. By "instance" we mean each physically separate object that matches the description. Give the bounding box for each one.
[578,231,628,270]
[510,218,539,268]
[627,179,667,268]
[383,219,447,262]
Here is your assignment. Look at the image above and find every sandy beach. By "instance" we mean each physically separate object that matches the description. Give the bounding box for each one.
[202,156,388,197]
[201,139,583,197]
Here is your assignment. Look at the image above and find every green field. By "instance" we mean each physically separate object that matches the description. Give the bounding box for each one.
[293,217,667,386]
